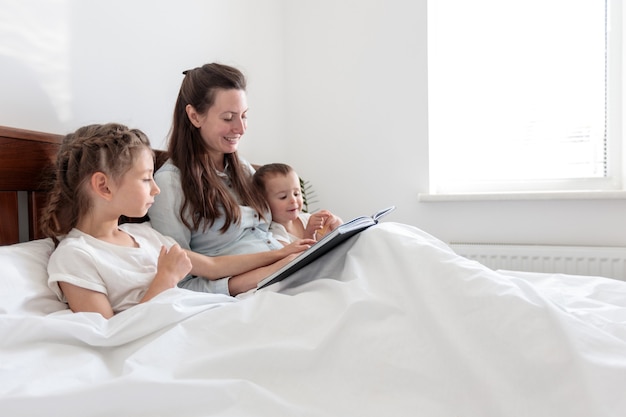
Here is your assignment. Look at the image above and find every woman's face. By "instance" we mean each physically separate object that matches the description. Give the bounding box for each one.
[189,88,248,163]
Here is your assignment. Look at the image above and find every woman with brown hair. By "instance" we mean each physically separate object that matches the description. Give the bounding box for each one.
[149,63,314,296]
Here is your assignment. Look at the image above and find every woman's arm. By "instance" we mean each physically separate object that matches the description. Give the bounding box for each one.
[186,239,314,279]
[227,253,299,295]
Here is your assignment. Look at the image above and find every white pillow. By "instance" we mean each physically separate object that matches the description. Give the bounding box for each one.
[0,238,68,315]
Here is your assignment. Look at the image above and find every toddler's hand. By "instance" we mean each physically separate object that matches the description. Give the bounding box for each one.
[309,210,343,240]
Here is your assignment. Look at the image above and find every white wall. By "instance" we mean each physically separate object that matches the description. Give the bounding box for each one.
[0,0,288,160]
[2,0,626,247]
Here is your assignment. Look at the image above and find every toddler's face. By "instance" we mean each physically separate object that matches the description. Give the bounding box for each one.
[264,171,303,224]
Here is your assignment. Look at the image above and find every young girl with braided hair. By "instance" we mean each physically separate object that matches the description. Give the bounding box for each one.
[41,123,192,318]
[43,123,310,318]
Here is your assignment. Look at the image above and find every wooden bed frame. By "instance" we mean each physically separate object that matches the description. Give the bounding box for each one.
[0,126,62,245]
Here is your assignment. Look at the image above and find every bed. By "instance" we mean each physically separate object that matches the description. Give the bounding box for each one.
[1,125,626,417]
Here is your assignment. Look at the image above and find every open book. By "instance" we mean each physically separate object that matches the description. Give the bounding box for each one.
[257,206,396,290]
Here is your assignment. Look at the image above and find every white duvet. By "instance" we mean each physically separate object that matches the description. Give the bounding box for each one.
[2,223,626,417]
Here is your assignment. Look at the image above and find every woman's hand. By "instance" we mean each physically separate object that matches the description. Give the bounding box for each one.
[276,238,316,257]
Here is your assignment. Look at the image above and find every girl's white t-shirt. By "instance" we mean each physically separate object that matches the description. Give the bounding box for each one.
[48,223,176,313]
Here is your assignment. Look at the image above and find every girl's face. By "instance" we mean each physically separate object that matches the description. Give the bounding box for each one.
[112,147,160,218]
[263,171,303,224]
[190,88,248,164]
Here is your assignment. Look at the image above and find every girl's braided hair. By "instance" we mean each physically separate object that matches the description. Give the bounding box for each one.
[40,123,151,245]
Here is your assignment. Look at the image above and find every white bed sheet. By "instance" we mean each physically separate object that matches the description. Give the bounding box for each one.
[2,223,626,417]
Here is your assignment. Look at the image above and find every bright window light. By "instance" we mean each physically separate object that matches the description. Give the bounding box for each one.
[428,0,620,194]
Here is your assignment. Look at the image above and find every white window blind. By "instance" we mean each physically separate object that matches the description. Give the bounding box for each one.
[427,0,621,195]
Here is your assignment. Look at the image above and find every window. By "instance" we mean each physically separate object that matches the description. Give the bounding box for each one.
[427,0,622,196]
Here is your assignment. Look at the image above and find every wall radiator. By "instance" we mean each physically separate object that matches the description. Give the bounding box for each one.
[449,243,626,281]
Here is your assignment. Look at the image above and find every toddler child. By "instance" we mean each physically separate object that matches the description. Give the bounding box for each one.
[253,163,342,245]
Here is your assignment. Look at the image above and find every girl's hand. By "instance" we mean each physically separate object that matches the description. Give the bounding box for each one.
[141,244,192,305]
[156,244,192,284]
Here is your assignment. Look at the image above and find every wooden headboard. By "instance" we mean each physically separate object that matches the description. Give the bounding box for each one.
[0,126,62,245]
